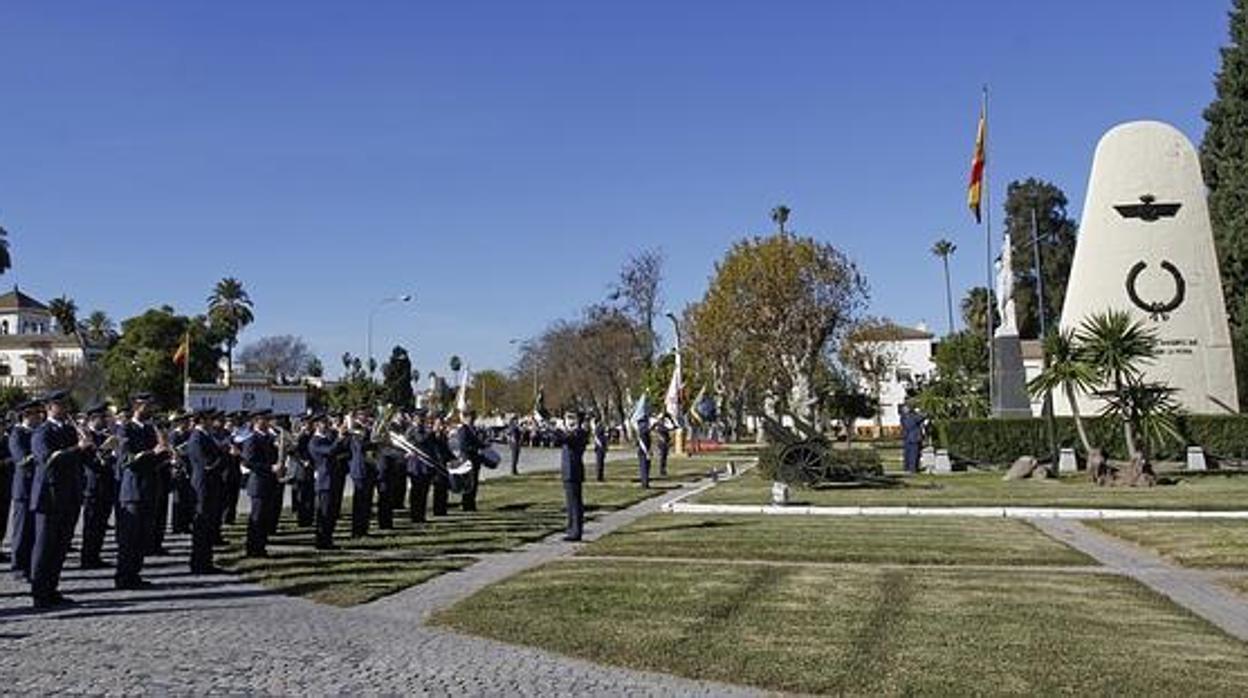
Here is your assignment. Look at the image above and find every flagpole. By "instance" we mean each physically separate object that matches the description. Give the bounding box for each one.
[983,84,995,417]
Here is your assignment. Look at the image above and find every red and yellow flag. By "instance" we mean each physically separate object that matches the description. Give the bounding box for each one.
[172,331,190,366]
[967,107,986,223]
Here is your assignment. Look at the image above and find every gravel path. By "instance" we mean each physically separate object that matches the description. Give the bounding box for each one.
[0,477,759,696]
[1031,518,1248,642]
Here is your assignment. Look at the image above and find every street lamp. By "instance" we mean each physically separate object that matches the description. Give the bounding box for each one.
[367,293,414,376]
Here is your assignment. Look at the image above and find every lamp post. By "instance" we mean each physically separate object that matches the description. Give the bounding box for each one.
[367,294,413,377]
[665,311,685,455]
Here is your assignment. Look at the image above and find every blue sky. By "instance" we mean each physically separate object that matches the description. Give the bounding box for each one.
[0,1,1231,377]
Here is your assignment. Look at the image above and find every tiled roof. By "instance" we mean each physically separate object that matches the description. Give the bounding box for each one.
[0,286,48,311]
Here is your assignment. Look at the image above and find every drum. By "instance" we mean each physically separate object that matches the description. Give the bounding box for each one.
[478,447,501,470]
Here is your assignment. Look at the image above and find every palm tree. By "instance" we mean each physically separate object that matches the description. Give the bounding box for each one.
[47,296,78,337]
[1076,309,1159,458]
[960,287,997,337]
[931,239,957,335]
[207,277,255,377]
[0,225,11,275]
[80,310,116,346]
[1027,328,1097,455]
[770,205,791,235]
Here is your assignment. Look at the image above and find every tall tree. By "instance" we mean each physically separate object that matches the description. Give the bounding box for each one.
[931,238,957,335]
[102,307,221,408]
[1002,178,1078,339]
[207,277,255,377]
[1201,0,1248,410]
[960,286,998,338]
[770,205,791,234]
[381,345,415,409]
[80,310,117,347]
[47,296,79,337]
[609,249,664,367]
[237,335,316,380]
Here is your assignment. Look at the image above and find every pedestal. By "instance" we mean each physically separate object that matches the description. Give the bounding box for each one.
[920,447,936,472]
[992,333,1032,418]
[1058,448,1078,473]
[1186,446,1207,472]
[933,449,952,474]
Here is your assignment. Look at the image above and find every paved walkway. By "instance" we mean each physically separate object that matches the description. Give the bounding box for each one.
[666,501,1248,519]
[0,477,758,696]
[1031,518,1248,643]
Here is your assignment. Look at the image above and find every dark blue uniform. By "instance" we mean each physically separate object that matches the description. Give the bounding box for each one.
[560,425,588,541]
[80,427,116,567]
[169,427,195,535]
[593,423,608,482]
[187,426,223,572]
[507,421,522,475]
[115,419,159,588]
[374,448,397,530]
[451,424,486,512]
[30,418,84,605]
[900,409,927,474]
[8,424,36,579]
[405,424,436,523]
[242,429,278,556]
[348,432,374,537]
[0,430,11,564]
[309,431,346,548]
[636,418,652,489]
[291,430,315,528]
[220,428,243,527]
[655,421,671,478]
[147,431,173,556]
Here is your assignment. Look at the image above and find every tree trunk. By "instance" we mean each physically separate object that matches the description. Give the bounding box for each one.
[1114,374,1139,458]
[1064,383,1093,454]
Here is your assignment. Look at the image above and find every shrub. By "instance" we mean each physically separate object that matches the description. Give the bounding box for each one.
[933,415,1248,464]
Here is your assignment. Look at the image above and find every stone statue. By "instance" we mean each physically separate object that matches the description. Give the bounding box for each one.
[994,232,1019,338]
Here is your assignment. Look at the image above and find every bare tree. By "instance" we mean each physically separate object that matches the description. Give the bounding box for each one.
[609,248,664,367]
[237,335,316,381]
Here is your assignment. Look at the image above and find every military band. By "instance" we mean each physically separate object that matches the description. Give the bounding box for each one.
[1,391,641,609]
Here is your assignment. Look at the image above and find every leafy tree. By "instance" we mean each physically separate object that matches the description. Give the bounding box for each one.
[690,223,869,424]
[207,277,254,376]
[770,205,791,234]
[381,345,415,409]
[839,318,904,433]
[1002,178,1078,339]
[47,296,78,337]
[327,352,382,412]
[913,330,989,419]
[306,357,324,378]
[1076,309,1159,460]
[931,239,957,335]
[1201,0,1248,410]
[1027,328,1097,455]
[237,335,316,380]
[36,356,107,408]
[471,368,523,415]
[960,286,998,338]
[0,385,28,413]
[102,307,221,408]
[80,310,117,347]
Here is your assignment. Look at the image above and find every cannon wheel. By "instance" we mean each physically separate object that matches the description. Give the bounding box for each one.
[777,441,825,485]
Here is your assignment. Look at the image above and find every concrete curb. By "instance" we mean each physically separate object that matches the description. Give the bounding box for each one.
[661,502,1248,520]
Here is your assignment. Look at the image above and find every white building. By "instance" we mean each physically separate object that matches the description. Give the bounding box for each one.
[0,287,98,388]
[185,371,308,416]
[851,323,936,435]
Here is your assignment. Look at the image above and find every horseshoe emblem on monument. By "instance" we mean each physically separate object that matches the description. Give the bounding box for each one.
[1125,260,1185,321]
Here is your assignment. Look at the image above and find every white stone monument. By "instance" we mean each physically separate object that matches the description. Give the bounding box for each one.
[991,230,1033,418]
[1059,121,1239,415]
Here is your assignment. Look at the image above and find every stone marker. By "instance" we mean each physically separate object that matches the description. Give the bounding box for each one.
[1004,456,1040,481]
[1187,446,1208,472]
[992,229,1033,418]
[771,482,790,505]
[1058,448,1078,473]
[933,449,953,474]
[920,447,936,472]
[1059,121,1239,415]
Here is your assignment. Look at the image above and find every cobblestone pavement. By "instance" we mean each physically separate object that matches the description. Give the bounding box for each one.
[0,478,760,696]
[1032,518,1248,642]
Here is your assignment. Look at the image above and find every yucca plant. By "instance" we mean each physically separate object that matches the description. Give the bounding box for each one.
[1027,328,1098,455]
[1076,309,1159,458]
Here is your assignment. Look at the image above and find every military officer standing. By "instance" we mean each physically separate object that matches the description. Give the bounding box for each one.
[147,411,174,556]
[187,408,224,574]
[346,411,375,537]
[291,418,315,528]
[8,401,41,579]
[79,404,115,569]
[560,412,588,542]
[900,404,928,474]
[405,411,435,523]
[308,414,345,549]
[636,414,652,489]
[242,410,279,557]
[220,412,244,527]
[30,391,92,608]
[115,393,165,590]
[655,417,671,478]
[429,416,452,517]
[0,414,11,564]
[168,412,195,535]
[507,417,522,475]
[452,410,486,512]
[592,416,609,482]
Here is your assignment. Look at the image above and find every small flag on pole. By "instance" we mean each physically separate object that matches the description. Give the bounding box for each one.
[967,106,986,224]
[172,331,190,366]
[663,353,682,421]
[455,364,471,415]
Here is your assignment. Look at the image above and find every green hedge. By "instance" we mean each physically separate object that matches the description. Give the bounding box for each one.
[933,415,1248,465]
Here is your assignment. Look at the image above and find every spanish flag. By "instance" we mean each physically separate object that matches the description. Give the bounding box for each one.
[967,106,986,223]
[172,331,190,366]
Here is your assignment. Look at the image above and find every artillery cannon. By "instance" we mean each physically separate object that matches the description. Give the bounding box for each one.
[761,414,883,487]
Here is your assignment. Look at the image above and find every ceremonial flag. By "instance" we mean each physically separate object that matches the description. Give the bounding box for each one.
[687,385,706,426]
[967,106,986,223]
[630,393,650,423]
[172,331,190,366]
[663,352,682,421]
[533,387,549,421]
[455,364,471,415]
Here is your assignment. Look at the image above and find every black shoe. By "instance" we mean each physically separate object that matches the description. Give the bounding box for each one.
[191,565,227,575]
[0,552,9,564]
[315,543,339,551]
[562,536,582,542]
[80,559,111,570]
[52,593,77,607]
[32,597,56,610]
[152,547,172,556]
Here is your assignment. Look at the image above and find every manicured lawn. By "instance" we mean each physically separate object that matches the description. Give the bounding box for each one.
[1087,519,1248,569]
[697,468,1248,510]
[579,514,1092,566]
[435,559,1248,695]
[217,455,714,605]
